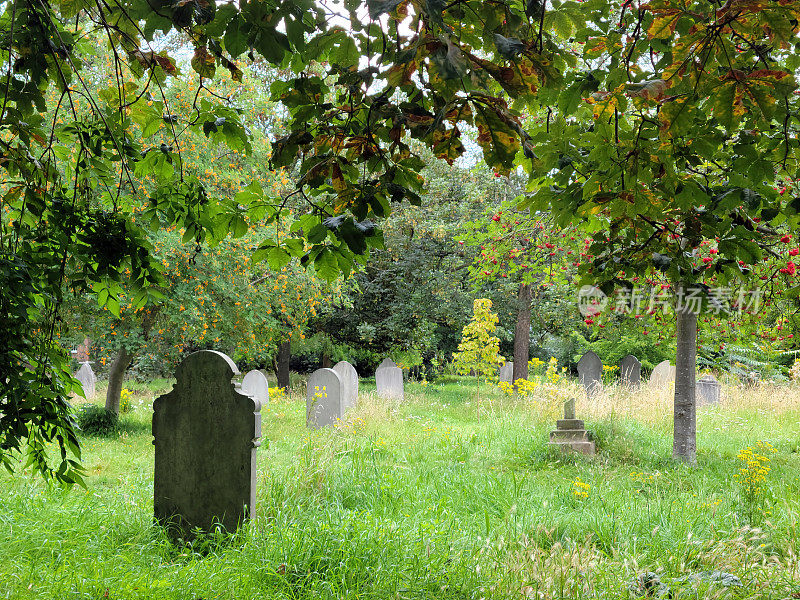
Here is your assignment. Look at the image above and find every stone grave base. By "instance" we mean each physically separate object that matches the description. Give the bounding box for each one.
[549,419,596,455]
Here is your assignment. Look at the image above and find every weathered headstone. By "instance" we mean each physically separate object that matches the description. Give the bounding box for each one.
[649,360,676,388]
[696,374,721,406]
[153,350,262,538]
[306,368,343,428]
[332,361,359,411]
[241,369,269,409]
[549,397,596,455]
[499,361,514,384]
[74,362,96,399]
[577,351,603,398]
[619,355,642,388]
[376,359,404,401]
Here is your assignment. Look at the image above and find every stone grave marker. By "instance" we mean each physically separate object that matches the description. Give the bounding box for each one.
[499,361,514,384]
[332,360,359,412]
[153,350,262,538]
[241,369,269,409]
[649,360,676,388]
[696,374,721,406]
[306,368,343,428]
[619,355,642,388]
[74,362,96,399]
[549,398,596,455]
[376,358,404,401]
[577,351,603,398]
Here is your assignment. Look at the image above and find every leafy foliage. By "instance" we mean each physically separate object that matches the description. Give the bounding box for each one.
[452,299,504,382]
[76,404,119,437]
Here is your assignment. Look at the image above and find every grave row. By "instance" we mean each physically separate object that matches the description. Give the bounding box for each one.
[575,351,721,405]
[140,349,727,539]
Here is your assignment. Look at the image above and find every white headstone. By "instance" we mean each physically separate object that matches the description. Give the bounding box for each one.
[74,362,96,399]
[649,360,676,388]
[306,368,343,428]
[332,360,359,411]
[577,351,602,398]
[499,361,514,383]
[241,369,269,409]
[376,359,404,401]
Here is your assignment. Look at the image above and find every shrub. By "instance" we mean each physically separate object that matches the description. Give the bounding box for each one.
[76,404,119,436]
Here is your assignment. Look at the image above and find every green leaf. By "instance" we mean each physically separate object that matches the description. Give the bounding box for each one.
[367,0,403,19]
[267,246,291,270]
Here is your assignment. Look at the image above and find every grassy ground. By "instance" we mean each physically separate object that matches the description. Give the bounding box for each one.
[1,377,799,599]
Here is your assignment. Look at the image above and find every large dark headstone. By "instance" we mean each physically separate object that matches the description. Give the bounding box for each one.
[577,351,603,398]
[619,355,642,388]
[153,350,262,538]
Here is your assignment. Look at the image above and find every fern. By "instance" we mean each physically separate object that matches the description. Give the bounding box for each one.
[698,343,799,382]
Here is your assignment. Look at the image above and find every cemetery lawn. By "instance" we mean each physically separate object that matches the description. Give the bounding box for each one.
[2,380,800,600]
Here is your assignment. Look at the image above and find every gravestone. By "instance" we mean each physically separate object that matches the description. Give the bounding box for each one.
[376,359,404,401]
[74,362,96,399]
[306,368,343,428]
[619,355,642,388]
[577,351,603,398]
[499,362,514,384]
[549,398,596,455]
[332,361,359,411]
[153,350,262,538]
[649,360,676,388]
[241,370,269,409]
[696,374,721,406]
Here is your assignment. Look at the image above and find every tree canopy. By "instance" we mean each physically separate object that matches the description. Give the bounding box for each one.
[2,0,799,478]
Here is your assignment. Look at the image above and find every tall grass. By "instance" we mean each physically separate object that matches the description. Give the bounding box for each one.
[1,379,798,598]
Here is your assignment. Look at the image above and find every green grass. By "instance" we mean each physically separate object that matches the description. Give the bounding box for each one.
[1,380,799,599]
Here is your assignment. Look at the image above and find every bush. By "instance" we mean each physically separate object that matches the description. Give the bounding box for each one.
[76,404,119,436]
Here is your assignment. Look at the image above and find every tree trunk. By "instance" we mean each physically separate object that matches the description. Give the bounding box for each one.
[275,340,291,391]
[105,348,134,415]
[513,283,532,384]
[673,303,697,464]
[322,353,331,369]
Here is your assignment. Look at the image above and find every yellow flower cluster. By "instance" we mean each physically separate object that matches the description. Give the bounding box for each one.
[735,441,776,495]
[545,357,566,385]
[268,386,286,400]
[498,381,515,396]
[572,477,591,499]
[119,388,133,414]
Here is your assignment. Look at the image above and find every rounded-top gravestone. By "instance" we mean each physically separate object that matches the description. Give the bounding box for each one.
[376,358,404,401]
[649,360,676,388]
[619,355,641,388]
[577,351,603,398]
[332,360,359,412]
[306,368,343,428]
[241,369,269,409]
[152,350,262,538]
